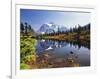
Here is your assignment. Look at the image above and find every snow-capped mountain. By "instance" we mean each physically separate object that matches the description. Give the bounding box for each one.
[59,26,68,32]
[37,22,67,34]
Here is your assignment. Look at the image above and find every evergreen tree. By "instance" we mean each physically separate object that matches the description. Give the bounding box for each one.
[28,25,32,32]
[25,22,28,34]
[20,22,24,33]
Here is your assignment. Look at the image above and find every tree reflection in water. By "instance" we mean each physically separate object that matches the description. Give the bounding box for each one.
[34,39,90,68]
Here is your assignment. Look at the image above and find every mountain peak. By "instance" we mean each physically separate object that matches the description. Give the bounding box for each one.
[37,22,67,34]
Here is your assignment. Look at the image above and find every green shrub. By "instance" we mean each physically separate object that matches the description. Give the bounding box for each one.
[20,36,37,69]
[24,55,36,63]
[20,63,30,69]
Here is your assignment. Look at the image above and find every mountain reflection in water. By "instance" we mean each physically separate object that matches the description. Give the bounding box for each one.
[35,39,90,68]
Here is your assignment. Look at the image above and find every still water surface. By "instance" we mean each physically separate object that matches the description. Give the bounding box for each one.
[35,39,90,68]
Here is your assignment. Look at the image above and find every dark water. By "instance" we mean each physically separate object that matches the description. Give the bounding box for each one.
[35,39,90,68]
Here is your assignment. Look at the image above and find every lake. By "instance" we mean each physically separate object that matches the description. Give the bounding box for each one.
[35,39,90,68]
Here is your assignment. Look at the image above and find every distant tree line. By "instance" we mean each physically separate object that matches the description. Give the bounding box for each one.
[40,23,90,36]
[20,22,35,36]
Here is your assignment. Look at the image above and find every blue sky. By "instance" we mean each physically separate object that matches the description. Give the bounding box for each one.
[20,9,90,31]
